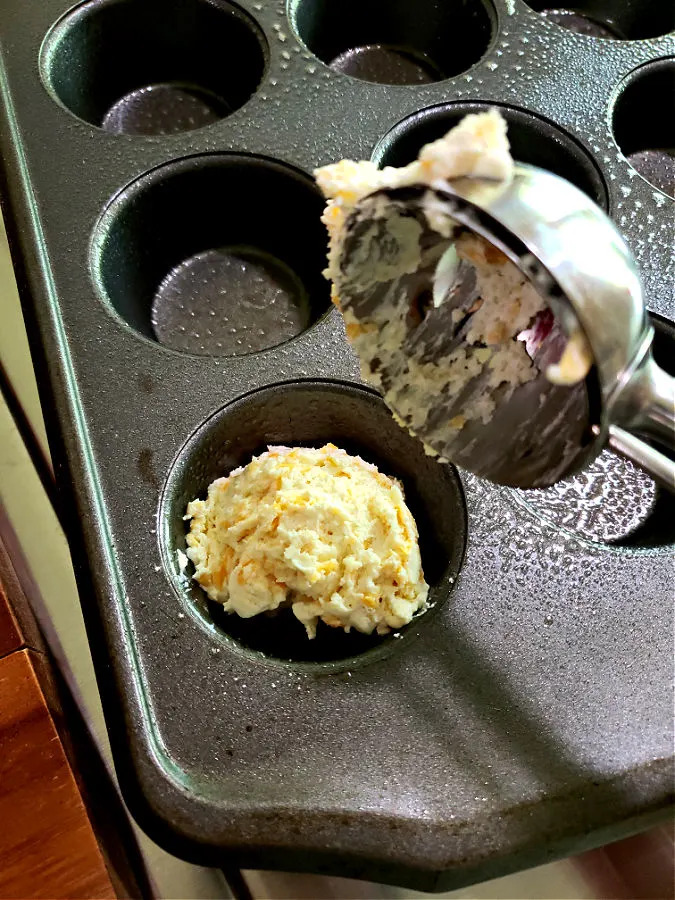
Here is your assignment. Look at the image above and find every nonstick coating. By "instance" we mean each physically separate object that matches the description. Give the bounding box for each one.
[0,0,672,890]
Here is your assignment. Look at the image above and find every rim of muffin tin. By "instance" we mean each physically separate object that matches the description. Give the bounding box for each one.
[158,379,468,672]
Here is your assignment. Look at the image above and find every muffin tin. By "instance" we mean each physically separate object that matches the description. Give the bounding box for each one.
[0,0,673,891]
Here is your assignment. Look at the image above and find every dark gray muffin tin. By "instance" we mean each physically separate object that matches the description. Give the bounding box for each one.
[0,0,673,891]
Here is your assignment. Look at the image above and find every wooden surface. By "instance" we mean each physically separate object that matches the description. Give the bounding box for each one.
[0,648,116,900]
[0,530,42,658]
[0,580,23,657]
[0,519,120,899]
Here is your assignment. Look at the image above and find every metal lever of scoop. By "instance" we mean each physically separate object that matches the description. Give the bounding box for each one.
[624,355,675,447]
[603,425,675,493]
[604,334,675,491]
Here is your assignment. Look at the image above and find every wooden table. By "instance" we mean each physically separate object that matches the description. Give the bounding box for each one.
[0,521,139,899]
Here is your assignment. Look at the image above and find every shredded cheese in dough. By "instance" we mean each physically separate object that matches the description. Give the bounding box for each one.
[185,444,429,639]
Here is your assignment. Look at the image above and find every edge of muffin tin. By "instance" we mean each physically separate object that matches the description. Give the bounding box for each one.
[0,0,672,888]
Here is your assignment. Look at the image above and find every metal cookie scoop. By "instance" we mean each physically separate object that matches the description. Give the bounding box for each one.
[334,165,675,490]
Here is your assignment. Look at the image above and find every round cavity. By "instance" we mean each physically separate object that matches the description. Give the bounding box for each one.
[612,59,675,198]
[513,314,675,550]
[289,0,495,85]
[328,46,446,85]
[41,0,267,134]
[514,452,659,543]
[91,155,329,354]
[374,103,608,207]
[524,2,675,40]
[160,380,467,668]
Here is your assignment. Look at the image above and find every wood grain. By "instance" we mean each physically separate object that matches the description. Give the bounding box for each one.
[0,580,23,658]
[0,648,116,900]
[0,526,42,658]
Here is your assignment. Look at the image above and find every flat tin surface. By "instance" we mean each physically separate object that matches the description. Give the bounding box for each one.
[0,0,673,891]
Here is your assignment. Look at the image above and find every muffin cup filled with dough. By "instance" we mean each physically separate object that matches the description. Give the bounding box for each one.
[162,379,467,666]
[185,443,429,640]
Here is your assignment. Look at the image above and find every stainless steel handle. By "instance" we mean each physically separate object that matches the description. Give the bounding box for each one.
[605,425,675,493]
[634,357,675,447]
[608,344,675,491]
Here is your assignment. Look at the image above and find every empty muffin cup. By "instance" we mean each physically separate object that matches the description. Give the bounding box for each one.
[373,102,608,207]
[160,380,467,668]
[41,0,267,135]
[289,0,495,84]
[524,1,675,40]
[91,155,330,354]
[612,59,675,198]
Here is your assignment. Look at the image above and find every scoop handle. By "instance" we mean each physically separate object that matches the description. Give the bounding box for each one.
[637,358,675,447]
[606,346,675,490]
[605,426,675,493]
